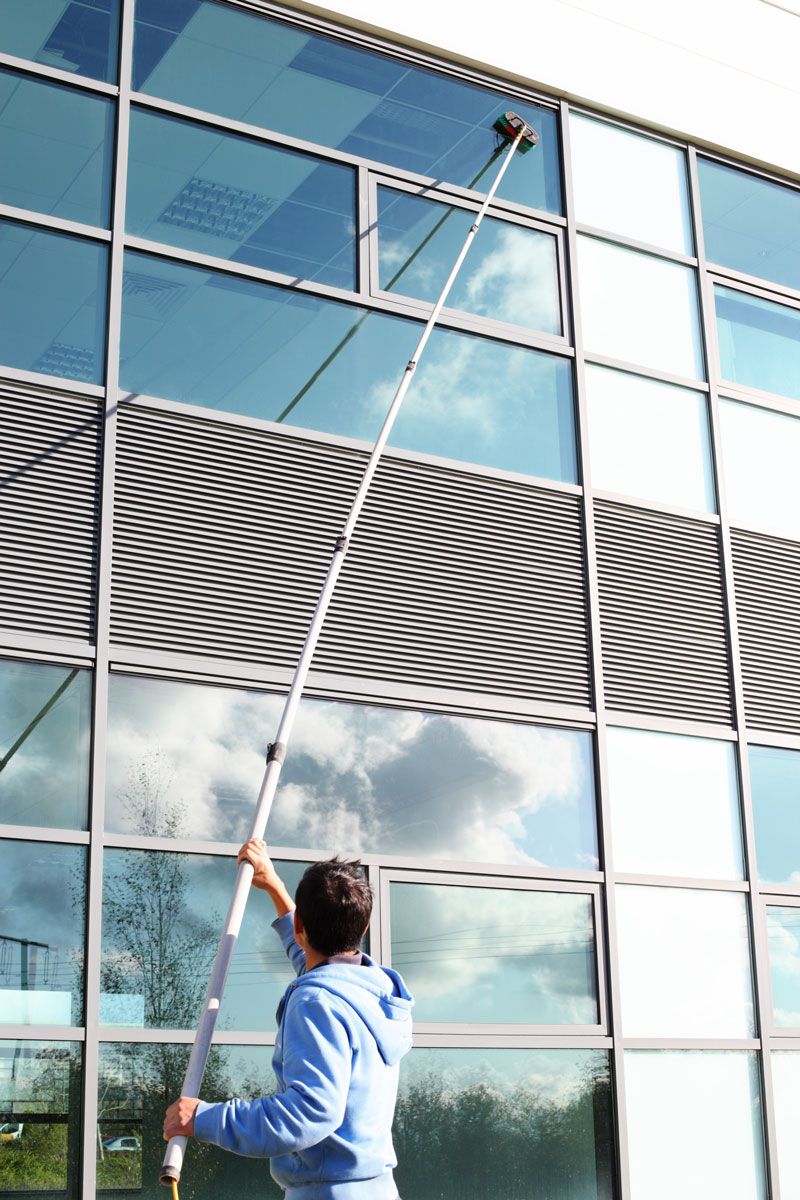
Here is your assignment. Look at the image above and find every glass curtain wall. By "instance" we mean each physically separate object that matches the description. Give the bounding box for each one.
[1,1,800,1198]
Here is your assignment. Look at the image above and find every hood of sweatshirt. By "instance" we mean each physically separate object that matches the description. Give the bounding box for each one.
[279,954,413,1067]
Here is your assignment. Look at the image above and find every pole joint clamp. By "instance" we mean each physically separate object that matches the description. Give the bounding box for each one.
[470,222,479,233]
[266,741,286,764]
[406,359,417,372]
[335,534,348,553]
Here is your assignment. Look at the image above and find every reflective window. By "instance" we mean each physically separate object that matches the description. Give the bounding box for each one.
[0,840,86,1025]
[395,1048,613,1200]
[127,108,356,289]
[0,1041,81,1194]
[750,745,800,885]
[0,220,107,383]
[616,885,754,1037]
[0,0,120,83]
[0,69,114,227]
[569,113,693,254]
[773,1052,800,1199]
[389,881,598,1025]
[97,1042,282,1198]
[719,400,800,541]
[767,905,800,1028]
[606,728,742,878]
[132,0,561,212]
[101,850,305,1030]
[585,363,714,511]
[715,285,800,402]
[120,251,577,481]
[377,187,561,334]
[577,235,704,379]
[698,157,800,293]
[0,659,92,830]
[106,675,598,869]
[625,1051,766,1200]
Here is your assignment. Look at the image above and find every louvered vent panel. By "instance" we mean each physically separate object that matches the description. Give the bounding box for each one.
[731,528,800,735]
[112,406,590,706]
[595,501,733,723]
[0,382,100,641]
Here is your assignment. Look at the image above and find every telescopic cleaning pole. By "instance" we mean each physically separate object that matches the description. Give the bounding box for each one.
[160,110,538,1190]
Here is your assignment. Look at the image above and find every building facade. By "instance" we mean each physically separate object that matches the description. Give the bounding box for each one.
[0,1,799,1198]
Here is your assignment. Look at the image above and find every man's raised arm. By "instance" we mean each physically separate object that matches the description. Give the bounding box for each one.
[237,838,306,975]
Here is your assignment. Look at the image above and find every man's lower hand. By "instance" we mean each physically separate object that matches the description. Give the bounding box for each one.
[163,1097,200,1140]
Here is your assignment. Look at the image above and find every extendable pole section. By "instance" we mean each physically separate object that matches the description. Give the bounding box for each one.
[160,110,538,1188]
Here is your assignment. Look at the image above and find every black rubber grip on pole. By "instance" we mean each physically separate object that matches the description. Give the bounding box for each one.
[266,741,286,764]
[335,534,349,553]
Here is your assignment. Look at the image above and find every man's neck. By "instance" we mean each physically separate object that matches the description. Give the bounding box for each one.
[304,947,361,971]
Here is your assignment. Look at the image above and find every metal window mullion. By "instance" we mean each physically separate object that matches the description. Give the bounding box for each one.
[687,144,782,1200]
[0,51,119,96]
[559,99,631,1200]
[80,2,135,1196]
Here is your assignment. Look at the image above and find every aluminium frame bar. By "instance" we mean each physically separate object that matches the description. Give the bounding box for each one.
[160,116,532,1186]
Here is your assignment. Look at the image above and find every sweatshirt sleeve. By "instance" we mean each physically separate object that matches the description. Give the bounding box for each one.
[193,990,352,1158]
[272,910,306,976]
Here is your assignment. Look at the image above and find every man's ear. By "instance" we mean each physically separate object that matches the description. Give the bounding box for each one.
[293,910,305,939]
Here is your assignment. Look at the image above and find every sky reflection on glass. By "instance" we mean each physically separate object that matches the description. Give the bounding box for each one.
[715,285,800,403]
[625,1051,766,1200]
[127,108,356,289]
[773,1052,800,1200]
[133,0,561,213]
[766,906,800,1028]
[719,400,800,541]
[377,187,561,334]
[105,675,598,870]
[101,849,305,1031]
[0,0,120,83]
[390,882,598,1025]
[749,745,800,885]
[0,659,92,830]
[0,840,86,1026]
[120,250,576,481]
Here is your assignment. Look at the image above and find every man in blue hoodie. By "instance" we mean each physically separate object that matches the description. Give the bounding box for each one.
[163,839,413,1200]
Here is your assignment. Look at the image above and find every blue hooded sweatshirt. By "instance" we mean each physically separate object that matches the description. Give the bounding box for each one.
[193,911,414,1199]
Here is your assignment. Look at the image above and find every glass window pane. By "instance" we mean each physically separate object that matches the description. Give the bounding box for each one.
[0,69,114,227]
[127,108,355,290]
[767,905,800,1028]
[0,659,91,830]
[377,187,561,334]
[0,0,120,83]
[616,885,754,1036]
[715,285,800,402]
[389,881,598,1025]
[120,251,577,481]
[585,363,715,511]
[100,850,305,1030]
[719,400,800,541]
[0,220,107,383]
[0,1040,81,1195]
[698,157,800,293]
[625,1051,766,1200]
[97,1042,282,1199]
[773,1052,800,1200]
[570,113,692,254]
[395,1048,614,1200]
[750,745,800,885]
[106,675,598,870]
[132,0,561,213]
[578,235,704,379]
[0,840,86,1025]
[606,728,743,878]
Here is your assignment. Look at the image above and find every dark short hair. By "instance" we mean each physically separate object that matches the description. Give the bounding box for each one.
[295,858,372,957]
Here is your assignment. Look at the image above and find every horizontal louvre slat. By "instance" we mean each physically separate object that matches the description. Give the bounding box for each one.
[112,406,590,706]
[595,499,733,724]
[0,384,99,642]
[732,528,800,735]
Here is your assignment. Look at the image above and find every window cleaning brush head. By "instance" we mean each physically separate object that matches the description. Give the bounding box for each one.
[493,111,539,153]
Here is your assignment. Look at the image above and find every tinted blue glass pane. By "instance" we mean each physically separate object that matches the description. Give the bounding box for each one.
[0,220,107,383]
[698,157,800,294]
[127,108,355,288]
[750,745,800,886]
[767,906,800,1028]
[121,251,577,481]
[0,68,114,226]
[378,187,561,334]
[0,0,120,84]
[715,285,800,402]
[132,0,561,213]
